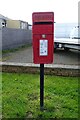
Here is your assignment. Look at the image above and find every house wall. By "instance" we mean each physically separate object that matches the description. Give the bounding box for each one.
[0,19,6,28]
[6,20,28,29]
[6,20,20,29]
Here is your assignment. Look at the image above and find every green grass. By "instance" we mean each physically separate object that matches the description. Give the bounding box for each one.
[2,72,78,119]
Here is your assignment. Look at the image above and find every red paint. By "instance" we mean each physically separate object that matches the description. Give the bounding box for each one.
[32,12,54,64]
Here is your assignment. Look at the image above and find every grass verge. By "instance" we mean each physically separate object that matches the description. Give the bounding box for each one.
[2,72,78,119]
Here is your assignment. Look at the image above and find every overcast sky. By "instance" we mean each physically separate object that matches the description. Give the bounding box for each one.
[0,0,79,24]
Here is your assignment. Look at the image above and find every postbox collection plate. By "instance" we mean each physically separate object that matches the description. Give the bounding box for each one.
[40,40,48,56]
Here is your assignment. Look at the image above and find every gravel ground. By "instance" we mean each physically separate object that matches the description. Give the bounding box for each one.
[2,46,80,65]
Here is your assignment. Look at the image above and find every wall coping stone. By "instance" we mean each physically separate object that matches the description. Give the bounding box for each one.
[0,62,79,70]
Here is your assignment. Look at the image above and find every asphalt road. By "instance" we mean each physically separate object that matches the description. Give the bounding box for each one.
[2,46,80,65]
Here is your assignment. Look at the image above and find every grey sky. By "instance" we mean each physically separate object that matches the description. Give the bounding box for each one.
[0,0,79,24]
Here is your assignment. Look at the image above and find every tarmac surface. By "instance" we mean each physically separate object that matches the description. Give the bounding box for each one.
[2,46,80,65]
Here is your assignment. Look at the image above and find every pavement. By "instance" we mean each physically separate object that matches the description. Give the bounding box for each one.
[2,46,80,65]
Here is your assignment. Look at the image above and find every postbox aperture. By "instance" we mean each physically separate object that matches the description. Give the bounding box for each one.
[32,12,54,64]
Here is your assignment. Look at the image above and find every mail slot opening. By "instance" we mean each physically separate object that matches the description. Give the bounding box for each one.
[33,22,53,25]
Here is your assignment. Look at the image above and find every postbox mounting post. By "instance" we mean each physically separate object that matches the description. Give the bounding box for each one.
[40,64,44,110]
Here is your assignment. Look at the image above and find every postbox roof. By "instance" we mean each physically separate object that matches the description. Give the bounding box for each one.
[32,12,54,23]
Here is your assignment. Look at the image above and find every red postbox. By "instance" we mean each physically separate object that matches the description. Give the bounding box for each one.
[32,12,54,64]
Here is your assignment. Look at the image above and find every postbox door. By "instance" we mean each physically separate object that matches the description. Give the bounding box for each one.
[33,34,53,64]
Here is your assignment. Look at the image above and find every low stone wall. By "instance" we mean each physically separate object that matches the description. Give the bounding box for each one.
[0,62,79,77]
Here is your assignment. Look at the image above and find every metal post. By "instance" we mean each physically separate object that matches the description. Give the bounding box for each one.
[40,64,44,110]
